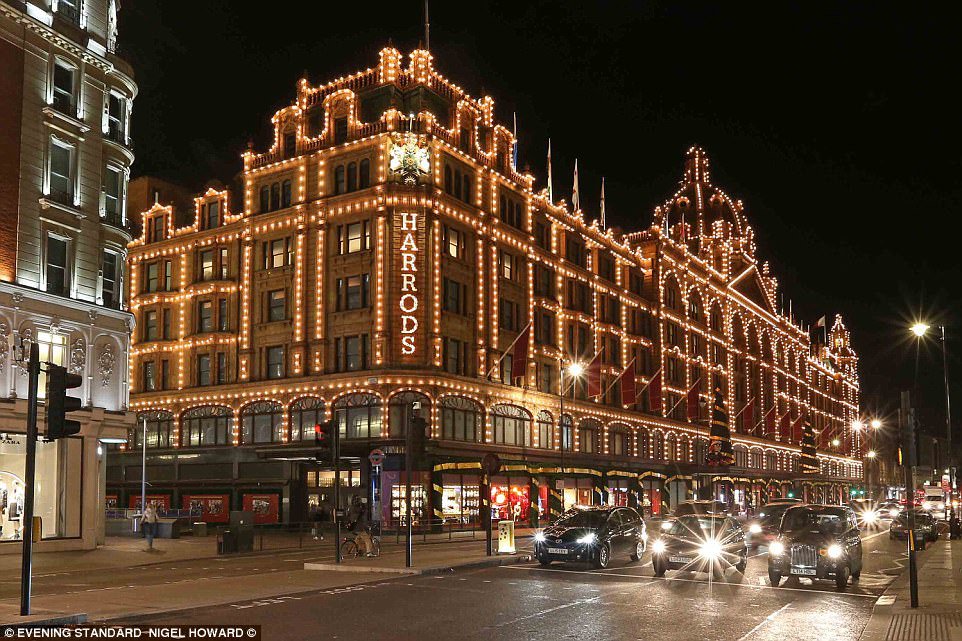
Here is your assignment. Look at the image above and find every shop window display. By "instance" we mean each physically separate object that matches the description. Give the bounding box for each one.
[490,478,530,522]
[440,473,479,526]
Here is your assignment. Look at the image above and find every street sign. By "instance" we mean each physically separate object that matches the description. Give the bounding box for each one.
[369,448,385,467]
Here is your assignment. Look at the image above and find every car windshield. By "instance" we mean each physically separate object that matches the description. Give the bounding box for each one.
[674,502,723,517]
[758,505,790,525]
[669,516,726,536]
[782,508,846,534]
[556,510,608,529]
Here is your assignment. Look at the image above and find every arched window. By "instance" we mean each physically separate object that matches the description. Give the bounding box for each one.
[665,433,677,461]
[578,418,601,454]
[750,448,763,469]
[281,179,292,208]
[181,406,231,447]
[765,450,777,471]
[536,410,553,449]
[560,414,574,451]
[710,304,723,332]
[733,445,748,468]
[359,159,370,188]
[389,391,431,438]
[270,182,280,210]
[678,435,690,462]
[651,431,665,460]
[134,410,173,449]
[491,404,532,447]
[289,397,324,442]
[462,174,472,202]
[334,165,346,195]
[608,425,629,456]
[241,400,284,444]
[638,427,650,459]
[439,396,482,443]
[347,161,358,192]
[259,185,270,213]
[454,169,462,200]
[334,393,382,439]
[688,292,702,323]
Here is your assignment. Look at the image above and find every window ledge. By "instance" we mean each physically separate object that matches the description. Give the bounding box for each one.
[42,106,90,134]
[39,197,85,219]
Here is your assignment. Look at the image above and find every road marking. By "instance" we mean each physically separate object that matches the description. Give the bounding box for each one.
[504,565,880,598]
[487,596,601,628]
[736,602,792,641]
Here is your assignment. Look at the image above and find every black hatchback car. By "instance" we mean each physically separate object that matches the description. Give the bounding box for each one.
[768,504,863,591]
[650,515,748,579]
[534,506,647,569]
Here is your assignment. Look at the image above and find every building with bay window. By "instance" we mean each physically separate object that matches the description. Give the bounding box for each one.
[116,46,861,528]
[1,0,136,551]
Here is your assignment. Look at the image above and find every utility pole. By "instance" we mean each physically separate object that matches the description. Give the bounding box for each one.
[405,407,414,568]
[333,417,341,564]
[19,342,39,616]
[940,325,954,519]
[901,390,919,608]
[141,415,147,521]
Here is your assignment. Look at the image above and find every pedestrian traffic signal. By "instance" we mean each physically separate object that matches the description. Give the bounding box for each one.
[46,364,83,440]
[314,419,337,463]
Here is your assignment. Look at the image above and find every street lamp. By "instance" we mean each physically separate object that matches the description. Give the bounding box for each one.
[911,323,930,338]
[558,359,585,512]
[867,450,877,459]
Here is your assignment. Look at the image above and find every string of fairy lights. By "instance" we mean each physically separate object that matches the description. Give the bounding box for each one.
[125,47,862,481]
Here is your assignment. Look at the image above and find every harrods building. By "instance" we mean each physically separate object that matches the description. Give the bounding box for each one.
[112,47,863,527]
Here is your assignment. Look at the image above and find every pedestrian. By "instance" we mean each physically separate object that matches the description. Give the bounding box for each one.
[348,496,373,556]
[142,501,159,550]
[950,513,961,541]
[311,507,324,541]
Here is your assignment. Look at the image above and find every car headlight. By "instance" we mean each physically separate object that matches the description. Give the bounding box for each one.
[699,539,722,559]
[827,544,843,559]
[660,521,673,531]
[749,523,762,534]
[652,539,666,554]
[769,541,785,556]
[922,503,932,511]
[577,533,597,545]
[863,511,877,523]
[889,508,899,517]
[534,532,546,543]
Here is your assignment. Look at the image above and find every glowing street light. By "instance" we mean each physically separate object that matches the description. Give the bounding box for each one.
[870,419,882,430]
[851,420,864,431]
[866,450,877,459]
[566,362,584,378]
[911,323,930,338]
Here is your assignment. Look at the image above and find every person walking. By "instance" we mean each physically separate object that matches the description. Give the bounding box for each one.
[142,502,159,550]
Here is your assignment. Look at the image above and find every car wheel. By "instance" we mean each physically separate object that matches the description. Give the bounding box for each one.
[652,558,667,577]
[630,541,645,562]
[595,543,611,569]
[768,569,782,587]
[835,565,850,592]
[538,554,552,567]
[735,551,747,574]
[851,568,861,581]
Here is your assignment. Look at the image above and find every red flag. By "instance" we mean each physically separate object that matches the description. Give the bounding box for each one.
[587,353,602,398]
[620,363,636,408]
[510,324,531,381]
[686,378,701,421]
[742,398,755,433]
[778,412,790,441]
[764,406,777,437]
[648,369,663,412]
[792,413,806,444]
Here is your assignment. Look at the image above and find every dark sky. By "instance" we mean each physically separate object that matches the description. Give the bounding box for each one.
[120,1,961,438]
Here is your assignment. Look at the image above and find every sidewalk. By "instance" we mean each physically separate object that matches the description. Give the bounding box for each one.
[304,540,531,575]
[860,538,962,641]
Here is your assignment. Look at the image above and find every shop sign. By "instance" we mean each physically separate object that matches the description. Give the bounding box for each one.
[394,210,424,360]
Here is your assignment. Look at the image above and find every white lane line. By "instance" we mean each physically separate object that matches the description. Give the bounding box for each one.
[736,602,792,641]
[503,565,880,598]
[487,596,601,628]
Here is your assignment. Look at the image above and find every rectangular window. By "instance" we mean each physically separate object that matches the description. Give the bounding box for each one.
[143,362,156,391]
[161,360,169,390]
[217,299,228,331]
[443,278,463,314]
[444,337,464,375]
[144,263,158,292]
[445,226,464,259]
[163,260,172,290]
[216,352,227,384]
[499,251,514,280]
[335,335,369,372]
[338,221,371,255]
[333,117,348,144]
[265,238,292,269]
[266,346,285,379]
[535,311,554,345]
[267,289,286,322]
[143,310,158,341]
[162,309,171,340]
[500,353,514,385]
[218,248,228,279]
[499,298,518,331]
[103,166,122,218]
[45,235,69,295]
[52,62,75,114]
[199,250,214,281]
[205,201,220,228]
[538,362,555,394]
[49,140,73,202]
[197,355,211,386]
[107,93,125,142]
[534,265,554,299]
[198,300,214,333]
[101,251,118,307]
[534,221,550,249]
[343,274,369,310]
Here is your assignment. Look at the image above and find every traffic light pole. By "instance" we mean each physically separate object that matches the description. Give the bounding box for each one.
[900,391,919,608]
[334,419,341,564]
[20,342,40,616]
[405,415,413,568]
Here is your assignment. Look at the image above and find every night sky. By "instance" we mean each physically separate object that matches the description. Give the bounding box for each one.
[119,1,961,438]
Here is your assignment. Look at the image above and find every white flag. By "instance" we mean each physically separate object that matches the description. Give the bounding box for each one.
[572,158,580,211]
[547,138,553,203]
[600,177,606,228]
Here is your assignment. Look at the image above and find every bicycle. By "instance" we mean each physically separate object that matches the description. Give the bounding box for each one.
[339,528,381,559]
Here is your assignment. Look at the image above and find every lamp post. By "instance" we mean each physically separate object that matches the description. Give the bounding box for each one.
[911,323,954,519]
[558,359,583,515]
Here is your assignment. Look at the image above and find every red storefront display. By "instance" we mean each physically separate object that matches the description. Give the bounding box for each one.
[105,495,119,510]
[182,494,230,523]
[128,494,171,512]
[490,482,530,522]
[242,493,280,524]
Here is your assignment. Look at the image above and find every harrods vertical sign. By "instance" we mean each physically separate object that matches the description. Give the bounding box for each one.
[392,208,426,363]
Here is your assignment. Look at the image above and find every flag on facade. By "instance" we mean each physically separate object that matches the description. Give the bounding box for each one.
[742,398,755,433]
[764,405,777,437]
[648,369,663,413]
[792,413,806,444]
[705,386,735,466]
[779,411,791,441]
[686,378,701,421]
[509,323,530,382]
[512,112,518,170]
[586,351,603,398]
[572,158,581,211]
[799,420,819,473]
[600,177,606,228]
[546,138,553,203]
[620,362,636,408]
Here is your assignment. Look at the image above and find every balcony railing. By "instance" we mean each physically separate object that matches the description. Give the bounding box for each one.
[47,187,74,207]
[51,93,76,117]
[56,2,81,26]
[105,125,132,149]
[103,211,131,233]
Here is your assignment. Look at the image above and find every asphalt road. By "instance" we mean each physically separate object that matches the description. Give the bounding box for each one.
[134,525,912,641]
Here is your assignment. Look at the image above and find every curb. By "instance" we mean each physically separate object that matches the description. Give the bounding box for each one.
[1,613,88,628]
[304,553,531,576]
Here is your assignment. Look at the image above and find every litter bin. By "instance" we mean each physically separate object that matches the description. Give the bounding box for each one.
[219,529,237,554]
[230,511,254,553]
[193,522,208,537]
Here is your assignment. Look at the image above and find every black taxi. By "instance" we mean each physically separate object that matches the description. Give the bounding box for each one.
[534,506,647,569]
[767,504,863,591]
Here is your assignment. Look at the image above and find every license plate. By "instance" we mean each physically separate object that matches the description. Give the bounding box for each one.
[547,548,568,555]
[669,556,693,564]
[791,567,817,576]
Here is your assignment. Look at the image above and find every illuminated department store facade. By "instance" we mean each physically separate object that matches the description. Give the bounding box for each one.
[113,47,862,527]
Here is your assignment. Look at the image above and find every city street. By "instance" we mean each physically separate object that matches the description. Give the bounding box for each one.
[132,528,909,640]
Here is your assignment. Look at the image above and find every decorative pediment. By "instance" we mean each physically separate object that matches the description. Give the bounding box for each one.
[729,265,775,314]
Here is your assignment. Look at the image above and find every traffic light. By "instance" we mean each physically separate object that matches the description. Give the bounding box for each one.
[409,415,427,457]
[46,364,83,439]
[314,419,336,463]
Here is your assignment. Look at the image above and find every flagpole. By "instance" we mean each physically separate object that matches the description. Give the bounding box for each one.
[601,358,633,399]
[483,322,532,380]
[633,367,663,402]
[600,177,606,229]
[547,139,553,203]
